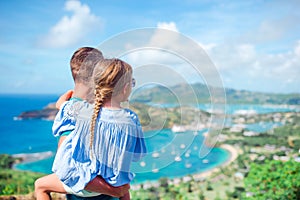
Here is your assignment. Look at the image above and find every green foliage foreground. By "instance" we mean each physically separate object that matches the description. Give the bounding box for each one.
[0,169,43,195]
[243,159,300,200]
[0,154,44,196]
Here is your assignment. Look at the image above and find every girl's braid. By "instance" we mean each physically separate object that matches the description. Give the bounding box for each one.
[90,84,103,152]
[90,84,113,156]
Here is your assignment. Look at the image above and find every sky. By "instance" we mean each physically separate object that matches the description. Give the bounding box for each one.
[0,0,299,94]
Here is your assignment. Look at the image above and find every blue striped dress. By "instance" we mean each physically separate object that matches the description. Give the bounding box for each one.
[52,101,147,193]
[52,98,83,137]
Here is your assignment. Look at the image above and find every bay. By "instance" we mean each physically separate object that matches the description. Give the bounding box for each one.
[0,94,296,183]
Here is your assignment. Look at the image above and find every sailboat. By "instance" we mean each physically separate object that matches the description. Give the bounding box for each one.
[175,155,182,162]
[171,145,176,155]
[184,149,191,158]
[185,161,192,168]
[140,161,146,167]
[152,152,160,158]
[152,163,159,173]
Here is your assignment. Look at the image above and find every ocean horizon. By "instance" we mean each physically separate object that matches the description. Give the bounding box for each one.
[0,94,298,184]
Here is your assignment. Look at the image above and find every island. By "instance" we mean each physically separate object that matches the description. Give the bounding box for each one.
[17,103,58,121]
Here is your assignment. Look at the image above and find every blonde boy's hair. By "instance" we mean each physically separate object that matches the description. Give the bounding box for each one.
[70,47,103,84]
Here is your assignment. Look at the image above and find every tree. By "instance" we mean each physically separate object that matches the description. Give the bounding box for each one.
[0,154,19,169]
[243,159,300,199]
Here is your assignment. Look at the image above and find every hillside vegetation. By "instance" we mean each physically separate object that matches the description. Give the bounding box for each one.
[132,83,300,104]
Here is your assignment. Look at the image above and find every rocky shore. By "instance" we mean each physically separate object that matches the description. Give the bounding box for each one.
[17,103,57,121]
[12,151,54,165]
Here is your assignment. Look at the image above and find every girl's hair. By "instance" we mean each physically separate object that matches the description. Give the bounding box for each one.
[89,58,133,151]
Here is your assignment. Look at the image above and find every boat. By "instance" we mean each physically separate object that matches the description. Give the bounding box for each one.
[171,125,186,133]
[175,156,182,162]
[185,162,192,168]
[171,145,176,155]
[152,152,160,158]
[152,163,159,173]
[185,150,191,158]
[140,161,146,167]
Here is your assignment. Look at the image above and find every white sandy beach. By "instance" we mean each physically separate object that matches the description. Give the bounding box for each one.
[191,144,238,181]
[12,151,54,166]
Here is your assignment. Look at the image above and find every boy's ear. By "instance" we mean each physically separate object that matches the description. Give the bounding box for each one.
[123,83,129,94]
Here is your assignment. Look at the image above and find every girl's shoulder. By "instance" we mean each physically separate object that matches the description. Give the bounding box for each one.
[123,108,137,116]
[73,101,94,119]
[100,108,141,126]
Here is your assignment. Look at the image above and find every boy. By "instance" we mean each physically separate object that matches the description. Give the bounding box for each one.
[35,47,129,199]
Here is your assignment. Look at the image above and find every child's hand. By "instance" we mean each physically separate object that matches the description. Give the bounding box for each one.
[55,90,73,109]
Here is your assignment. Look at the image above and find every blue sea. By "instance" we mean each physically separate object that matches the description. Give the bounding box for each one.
[0,94,298,184]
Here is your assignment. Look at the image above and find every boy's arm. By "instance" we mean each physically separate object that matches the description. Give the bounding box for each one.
[56,90,74,109]
[57,136,67,148]
[85,176,130,198]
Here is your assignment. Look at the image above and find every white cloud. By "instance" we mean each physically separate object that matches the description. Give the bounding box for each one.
[38,0,101,48]
[157,22,178,32]
[294,40,300,56]
[126,22,212,66]
[198,42,216,52]
[241,15,300,44]
[98,18,299,93]
[207,43,257,71]
[126,22,182,65]
[205,40,300,92]
[120,22,223,88]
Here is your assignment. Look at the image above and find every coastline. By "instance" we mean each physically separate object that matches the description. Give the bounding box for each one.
[12,151,54,171]
[191,144,238,181]
[12,143,238,186]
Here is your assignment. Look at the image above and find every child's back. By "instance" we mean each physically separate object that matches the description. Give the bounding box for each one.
[52,101,146,192]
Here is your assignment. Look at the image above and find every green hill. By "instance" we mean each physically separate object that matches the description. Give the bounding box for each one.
[131,83,300,105]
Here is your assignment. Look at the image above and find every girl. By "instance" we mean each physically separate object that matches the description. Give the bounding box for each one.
[50,47,129,199]
[35,58,147,199]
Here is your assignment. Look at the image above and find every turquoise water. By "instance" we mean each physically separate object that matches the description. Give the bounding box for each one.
[0,94,58,154]
[147,103,299,114]
[0,94,297,183]
[245,122,283,133]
